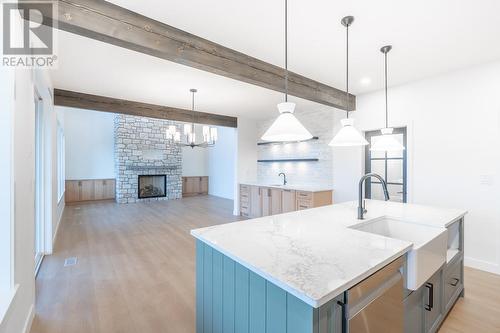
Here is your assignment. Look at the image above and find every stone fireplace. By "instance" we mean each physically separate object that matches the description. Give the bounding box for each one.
[114,114,182,203]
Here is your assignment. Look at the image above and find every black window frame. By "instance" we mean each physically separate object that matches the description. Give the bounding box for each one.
[364,127,407,203]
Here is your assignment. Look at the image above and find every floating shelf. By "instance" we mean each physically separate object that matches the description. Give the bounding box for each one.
[257,136,319,146]
[257,158,319,163]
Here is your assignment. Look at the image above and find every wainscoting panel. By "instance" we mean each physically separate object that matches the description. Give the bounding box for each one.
[195,240,317,333]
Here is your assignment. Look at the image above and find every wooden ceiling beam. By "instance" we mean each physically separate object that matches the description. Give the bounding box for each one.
[38,0,355,110]
[54,89,238,128]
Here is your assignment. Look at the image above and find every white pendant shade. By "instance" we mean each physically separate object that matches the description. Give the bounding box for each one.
[370,127,405,151]
[261,102,313,142]
[329,118,368,147]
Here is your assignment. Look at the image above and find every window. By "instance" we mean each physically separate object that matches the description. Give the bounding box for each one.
[364,127,407,203]
[57,121,65,202]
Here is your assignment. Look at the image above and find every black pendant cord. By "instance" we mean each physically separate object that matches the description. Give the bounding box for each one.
[191,90,195,131]
[284,0,288,102]
[345,22,349,119]
[384,50,388,128]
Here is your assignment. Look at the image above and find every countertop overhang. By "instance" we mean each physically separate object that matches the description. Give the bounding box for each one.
[240,182,333,192]
[191,200,467,308]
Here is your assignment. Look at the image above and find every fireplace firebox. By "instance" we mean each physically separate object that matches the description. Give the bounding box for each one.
[138,175,167,199]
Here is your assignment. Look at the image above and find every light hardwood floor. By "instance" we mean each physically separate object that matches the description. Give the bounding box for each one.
[30,196,500,333]
[30,196,244,333]
[438,267,500,332]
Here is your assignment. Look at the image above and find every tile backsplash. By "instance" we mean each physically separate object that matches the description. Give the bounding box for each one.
[257,107,335,186]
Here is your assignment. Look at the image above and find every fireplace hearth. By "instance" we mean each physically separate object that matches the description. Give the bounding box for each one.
[138,175,167,199]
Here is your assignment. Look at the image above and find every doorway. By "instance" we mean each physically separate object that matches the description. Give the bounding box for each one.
[364,127,407,203]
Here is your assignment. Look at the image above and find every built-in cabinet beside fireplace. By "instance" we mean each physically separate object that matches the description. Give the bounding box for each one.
[182,176,208,196]
[65,179,116,203]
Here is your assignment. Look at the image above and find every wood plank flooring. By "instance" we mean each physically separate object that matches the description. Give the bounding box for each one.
[438,267,500,332]
[30,196,500,333]
[30,196,244,333]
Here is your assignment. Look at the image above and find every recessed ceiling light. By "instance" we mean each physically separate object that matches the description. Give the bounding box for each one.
[360,77,371,85]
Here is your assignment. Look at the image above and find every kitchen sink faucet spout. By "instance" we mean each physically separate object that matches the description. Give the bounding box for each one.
[358,173,390,219]
[278,172,287,186]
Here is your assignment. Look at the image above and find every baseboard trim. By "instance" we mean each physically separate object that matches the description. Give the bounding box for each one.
[464,256,500,275]
[21,304,34,333]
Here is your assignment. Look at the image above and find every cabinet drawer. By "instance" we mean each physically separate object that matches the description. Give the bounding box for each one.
[296,199,313,210]
[240,185,250,193]
[443,258,463,312]
[240,204,249,213]
[296,191,313,201]
[240,193,249,201]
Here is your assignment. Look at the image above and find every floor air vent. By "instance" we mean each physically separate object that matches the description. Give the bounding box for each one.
[64,257,78,267]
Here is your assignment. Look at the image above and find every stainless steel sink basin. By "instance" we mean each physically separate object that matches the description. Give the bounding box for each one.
[349,216,447,290]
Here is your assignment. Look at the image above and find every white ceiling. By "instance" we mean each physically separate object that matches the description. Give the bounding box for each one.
[50,0,500,120]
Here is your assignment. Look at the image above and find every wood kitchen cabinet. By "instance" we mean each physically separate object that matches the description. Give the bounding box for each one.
[270,188,282,215]
[240,184,332,218]
[65,179,115,203]
[281,189,296,213]
[261,187,271,217]
[182,176,209,196]
[249,185,262,218]
[261,187,283,216]
[403,218,464,333]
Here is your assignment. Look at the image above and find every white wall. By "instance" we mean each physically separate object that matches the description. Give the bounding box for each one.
[333,61,500,274]
[207,126,237,200]
[0,65,54,333]
[234,117,258,214]
[62,107,115,180]
[182,126,208,176]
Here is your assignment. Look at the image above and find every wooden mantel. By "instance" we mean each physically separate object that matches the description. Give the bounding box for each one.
[37,0,355,110]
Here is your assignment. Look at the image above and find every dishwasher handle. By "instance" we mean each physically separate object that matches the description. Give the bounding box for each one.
[425,282,434,311]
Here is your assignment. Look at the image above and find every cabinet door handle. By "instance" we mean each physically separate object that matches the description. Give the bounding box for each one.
[449,278,460,287]
[337,294,348,333]
[78,181,82,186]
[425,282,434,311]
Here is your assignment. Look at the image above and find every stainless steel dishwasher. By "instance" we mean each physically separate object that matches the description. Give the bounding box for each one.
[338,257,404,333]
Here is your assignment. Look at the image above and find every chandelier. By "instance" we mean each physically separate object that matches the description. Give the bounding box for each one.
[166,88,218,148]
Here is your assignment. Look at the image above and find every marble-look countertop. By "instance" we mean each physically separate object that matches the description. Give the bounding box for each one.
[240,182,333,192]
[191,200,467,308]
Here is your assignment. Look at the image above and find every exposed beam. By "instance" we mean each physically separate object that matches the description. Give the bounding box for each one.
[54,89,238,128]
[38,0,355,110]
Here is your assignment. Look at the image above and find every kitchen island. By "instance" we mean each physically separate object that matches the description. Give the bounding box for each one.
[191,200,466,333]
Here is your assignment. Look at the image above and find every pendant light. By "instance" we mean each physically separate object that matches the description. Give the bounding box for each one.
[261,0,313,142]
[370,45,405,152]
[329,16,368,147]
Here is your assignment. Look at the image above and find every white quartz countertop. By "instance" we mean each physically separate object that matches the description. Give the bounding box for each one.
[191,200,467,308]
[240,182,333,192]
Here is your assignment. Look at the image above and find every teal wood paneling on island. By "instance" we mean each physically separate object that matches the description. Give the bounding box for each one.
[196,240,330,333]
